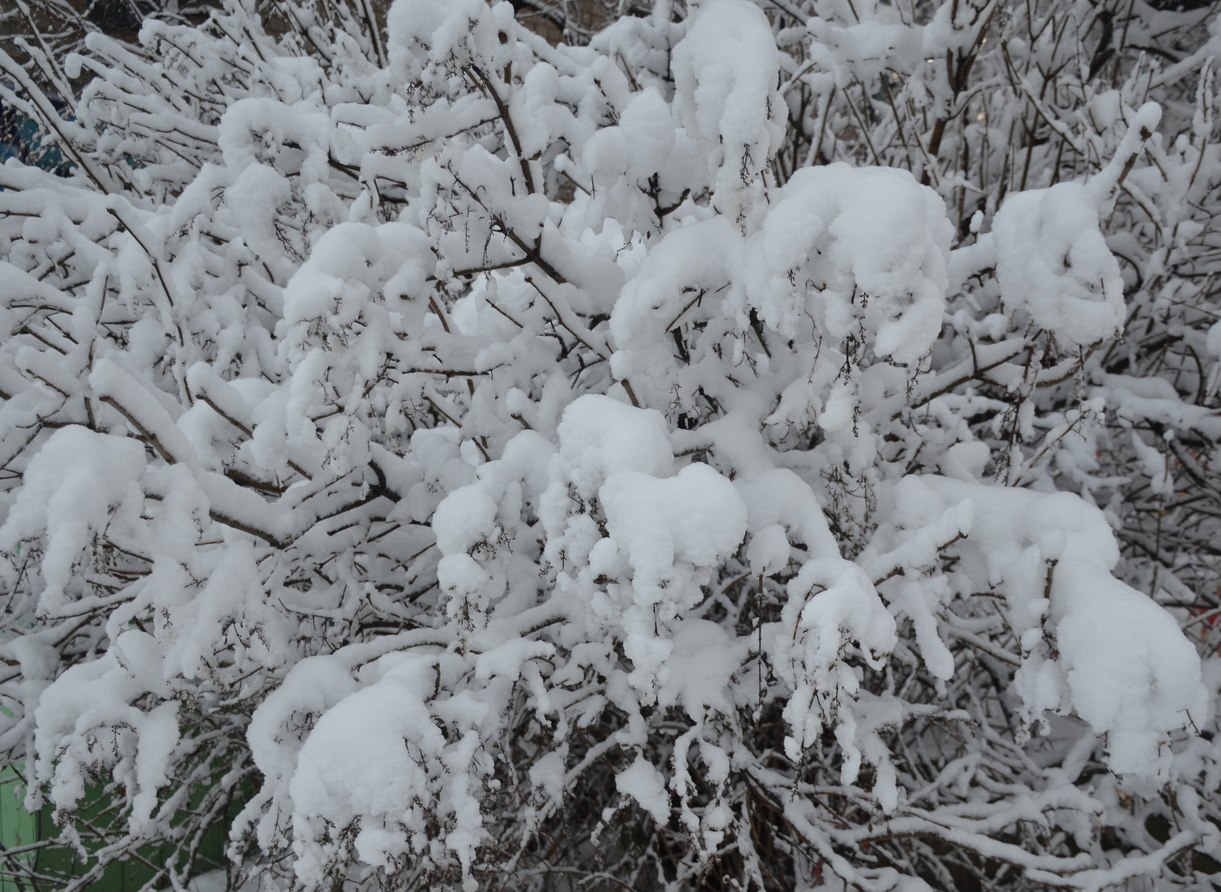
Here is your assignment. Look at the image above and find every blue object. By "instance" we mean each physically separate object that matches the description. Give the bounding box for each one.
[0,93,74,176]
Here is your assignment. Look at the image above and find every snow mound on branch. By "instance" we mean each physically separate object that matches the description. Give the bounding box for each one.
[0,426,145,612]
[555,394,674,494]
[532,396,749,698]
[1053,562,1205,776]
[618,87,678,183]
[805,18,922,88]
[992,182,1125,347]
[30,633,179,833]
[742,164,951,363]
[672,0,785,231]
[288,659,442,881]
[774,558,898,749]
[265,654,494,892]
[922,477,1208,780]
[218,98,331,182]
[600,463,747,612]
[609,217,740,383]
[387,0,514,82]
[659,619,743,720]
[246,655,358,805]
[616,756,669,824]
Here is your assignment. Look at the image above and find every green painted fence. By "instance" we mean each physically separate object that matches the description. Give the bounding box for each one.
[0,767,239,892]
[0,766,37,892]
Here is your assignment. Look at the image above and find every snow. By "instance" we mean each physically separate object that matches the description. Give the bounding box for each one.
[2,0,1218,889]
[615,756,669,825]
[246,656,358,799]
[774,555,898,779]
[741,163,951,364]
[131,700,180,832]
[610,217,740,385]
[657,619,743,720]
[599,463,747,611]
[739,468,840,560]
[992,182,1125,347]
[618,87,677,182]
[0,425,145,612]
[922,477,1209,780]
[554,394,674,492]
[805,17,921,88]
[432,485,501,556]
[746,523,791,577]
[1208,319,1221,359]
[1053,560,1205,777]
[897,577,956,682]
[387,0,513,83]
[217,98,331,182]
[288,659,443,882]
[671,0,785,230]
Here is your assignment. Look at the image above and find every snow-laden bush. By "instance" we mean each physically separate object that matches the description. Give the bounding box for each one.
[1,0,1220,888]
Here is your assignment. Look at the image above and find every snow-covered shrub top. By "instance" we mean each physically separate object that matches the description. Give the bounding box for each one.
[1,0,1220,889]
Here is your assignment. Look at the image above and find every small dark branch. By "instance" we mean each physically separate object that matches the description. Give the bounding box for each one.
[466,63,538,195]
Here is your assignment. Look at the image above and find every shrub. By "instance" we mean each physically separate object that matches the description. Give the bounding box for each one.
[0,0,1219,889]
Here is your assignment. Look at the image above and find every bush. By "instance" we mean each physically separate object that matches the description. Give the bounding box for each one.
[0,0,1219,889]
